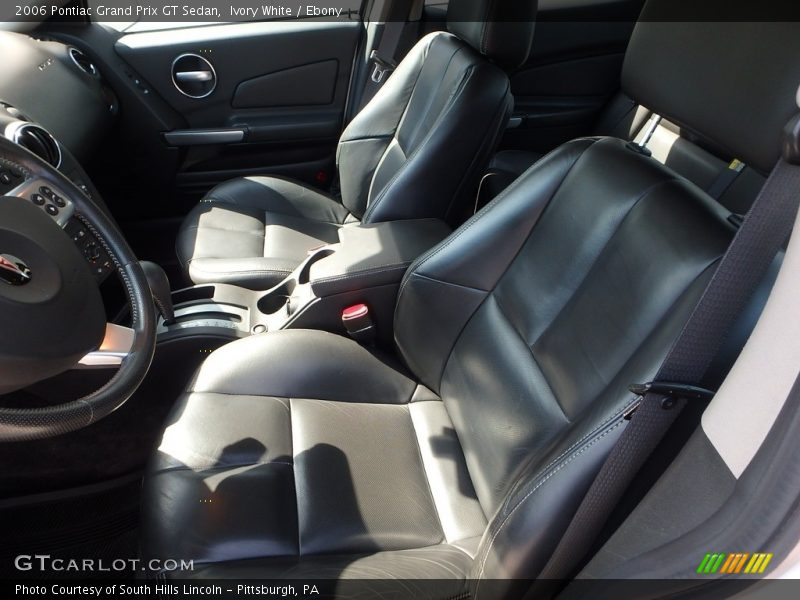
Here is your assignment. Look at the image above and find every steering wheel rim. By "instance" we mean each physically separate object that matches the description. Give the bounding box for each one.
[0,135,156,441]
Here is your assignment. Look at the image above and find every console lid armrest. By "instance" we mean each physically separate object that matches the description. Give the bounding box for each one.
[309,219,451,297]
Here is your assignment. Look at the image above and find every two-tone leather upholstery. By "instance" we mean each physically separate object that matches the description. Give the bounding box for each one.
[143,7,800,596]
[176,0,537,290]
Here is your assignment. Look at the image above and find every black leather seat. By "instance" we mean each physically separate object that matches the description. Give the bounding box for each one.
[143,8,800,596]
[176,0,537,290]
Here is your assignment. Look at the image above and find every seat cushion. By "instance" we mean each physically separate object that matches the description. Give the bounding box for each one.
[176,176,352,290]
[142,330,487,580]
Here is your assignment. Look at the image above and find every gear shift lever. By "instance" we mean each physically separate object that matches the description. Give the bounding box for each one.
[140,261,175,325]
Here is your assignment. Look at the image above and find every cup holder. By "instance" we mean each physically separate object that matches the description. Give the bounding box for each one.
[257,280,297,314]
[256,246,336,316]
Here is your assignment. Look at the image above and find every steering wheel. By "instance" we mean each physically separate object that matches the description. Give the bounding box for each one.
[0,135,156,441]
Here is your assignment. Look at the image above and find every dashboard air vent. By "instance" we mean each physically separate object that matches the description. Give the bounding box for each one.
[13,124,62,168]
[69,47,99,78]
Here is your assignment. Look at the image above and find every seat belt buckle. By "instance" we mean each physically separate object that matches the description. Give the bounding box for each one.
[628,381,716,411]
[342,303,376,345]
[370,50,397,84]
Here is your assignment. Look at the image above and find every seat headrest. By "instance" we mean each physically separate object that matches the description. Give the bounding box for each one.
[622,0,800,173]
[447,0,537,71]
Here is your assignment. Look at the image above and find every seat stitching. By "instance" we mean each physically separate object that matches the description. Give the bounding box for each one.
[395,141,600,391]
[183,391,412,406]
[363,51,473,223]
[338,133,395,144]
[473,419,625,598]
[491,294,569,423]
[396,138,598,302]
[314,263,410,279]
[342,41,429,215]
[408,404,448,545]
[288,398,302,558]
[471,406,630,561]
[404,272,488,294]
[201,197,348,227]
[188,263,293,277]
[312,264,410,287]
[187,540,475,569]
[152,460,294,476]
[192,224,266,235]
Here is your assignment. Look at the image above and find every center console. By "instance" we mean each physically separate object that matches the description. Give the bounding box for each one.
[157,219,451,349]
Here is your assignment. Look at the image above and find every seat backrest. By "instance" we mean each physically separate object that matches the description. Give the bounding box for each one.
[393,6,800,590]
[336,0,536,224]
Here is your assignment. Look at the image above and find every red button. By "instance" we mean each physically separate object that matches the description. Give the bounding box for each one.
[342,304,369,320]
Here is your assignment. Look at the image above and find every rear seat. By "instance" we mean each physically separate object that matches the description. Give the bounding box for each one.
[480,91,651,201]
[483,94,766,215]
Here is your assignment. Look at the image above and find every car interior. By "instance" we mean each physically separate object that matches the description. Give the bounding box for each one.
[2,0,800,596]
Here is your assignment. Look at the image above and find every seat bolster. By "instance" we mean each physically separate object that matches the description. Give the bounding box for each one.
[179,545,474,585]
[189,330,418,403]
[185,256,299,289]
[468,412,626,597]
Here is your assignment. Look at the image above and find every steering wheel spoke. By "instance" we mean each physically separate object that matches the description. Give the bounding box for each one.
[0,136,156,441]
[77,323,134,369]
[6,176,75,228]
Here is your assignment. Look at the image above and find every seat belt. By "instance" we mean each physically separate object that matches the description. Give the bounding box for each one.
[369,23,404,84]
[538,113,800,583]
[355,0,419,113]
[355,22,403,112]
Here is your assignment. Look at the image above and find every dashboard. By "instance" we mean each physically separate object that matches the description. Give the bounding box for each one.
[0,30,118,282]
[0,31,116,161]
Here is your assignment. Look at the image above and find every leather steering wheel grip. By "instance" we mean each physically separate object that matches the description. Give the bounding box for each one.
[0,136,156,441]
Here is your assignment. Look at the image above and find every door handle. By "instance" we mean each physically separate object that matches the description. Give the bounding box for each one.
[175,70,214,82]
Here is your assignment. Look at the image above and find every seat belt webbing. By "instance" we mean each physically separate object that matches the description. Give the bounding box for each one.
[539,120,800,582]
[355,0,418,113]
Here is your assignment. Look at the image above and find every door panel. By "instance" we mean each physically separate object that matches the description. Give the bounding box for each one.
[500,0,644,154]
[112,20,360,207]
[115,22,358,128]
[233,60,340,108]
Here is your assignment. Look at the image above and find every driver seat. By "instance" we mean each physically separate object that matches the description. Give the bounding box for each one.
[175,0,537,290]
[141,10,800,596]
